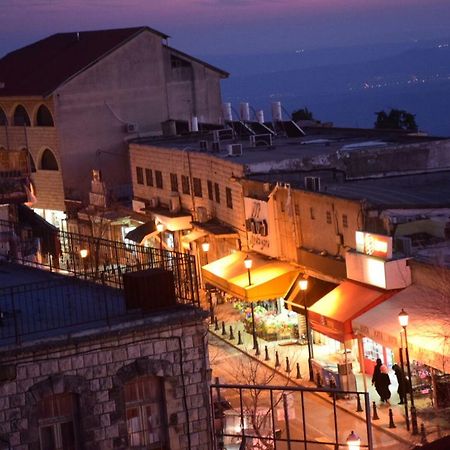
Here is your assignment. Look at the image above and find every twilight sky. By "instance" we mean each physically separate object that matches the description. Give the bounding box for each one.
[1,0,450,58]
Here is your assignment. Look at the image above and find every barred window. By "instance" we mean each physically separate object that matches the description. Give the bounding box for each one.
[207,180,213,200]
[193,177,202,198]
[326,211,332,224]
[155,170,163,189]
[136,167,144,185]
[214,183,220,204]
[226,187,233,209]
[145,169,153,187]
[170,173,178,192]
[181,175,190,195]
[342,214,348,228]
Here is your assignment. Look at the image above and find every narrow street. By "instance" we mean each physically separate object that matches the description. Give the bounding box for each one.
[210,335,413,450]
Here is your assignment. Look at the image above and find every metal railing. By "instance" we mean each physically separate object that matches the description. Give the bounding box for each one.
[211,382,373,450]
[0,220,199,307]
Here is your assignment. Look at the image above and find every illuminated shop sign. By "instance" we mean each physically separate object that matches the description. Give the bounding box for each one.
[355,231,392,260]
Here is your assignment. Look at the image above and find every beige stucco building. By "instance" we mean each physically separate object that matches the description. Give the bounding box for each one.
[0,26,227,228]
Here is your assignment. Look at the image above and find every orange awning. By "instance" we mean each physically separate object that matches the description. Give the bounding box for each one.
[202,251,300,302]
[309,280,395,342]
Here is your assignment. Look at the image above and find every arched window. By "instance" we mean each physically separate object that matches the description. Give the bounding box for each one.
[124,375,167,448]
[40,148,59,171]
[0,107,7,126]
[19,148,36,173]
[13,104,30,126]
[37,393,78,450]
[36,104,54,126]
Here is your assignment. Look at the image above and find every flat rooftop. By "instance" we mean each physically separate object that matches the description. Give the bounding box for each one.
[0,264,202,350]
[131,127,443,168]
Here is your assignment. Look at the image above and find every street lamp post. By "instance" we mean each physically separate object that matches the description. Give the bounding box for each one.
[299,278,314,382]
[398,308,419,435]
[80,248,88,279]
[202,241,214,321]
[244,256,257,350]
[156,222,164,253]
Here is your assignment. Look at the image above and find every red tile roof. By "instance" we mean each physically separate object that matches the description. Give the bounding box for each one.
[0,26,168,97]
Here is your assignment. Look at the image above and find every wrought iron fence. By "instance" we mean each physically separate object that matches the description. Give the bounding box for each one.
[0,220,199,307]
[211,382,373,450]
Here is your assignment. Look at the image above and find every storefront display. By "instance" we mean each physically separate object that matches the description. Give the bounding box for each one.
[234,301,299,342]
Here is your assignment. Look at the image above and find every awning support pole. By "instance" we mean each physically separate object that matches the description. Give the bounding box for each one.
[251,302,257,350]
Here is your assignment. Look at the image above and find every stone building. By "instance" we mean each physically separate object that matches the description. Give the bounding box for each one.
[0,26,228,228]
[0,263,210,450]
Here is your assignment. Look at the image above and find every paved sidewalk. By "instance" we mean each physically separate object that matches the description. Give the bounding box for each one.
[209,317,448,448]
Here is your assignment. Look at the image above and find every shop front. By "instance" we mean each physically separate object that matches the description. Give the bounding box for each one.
[202,250,303,344]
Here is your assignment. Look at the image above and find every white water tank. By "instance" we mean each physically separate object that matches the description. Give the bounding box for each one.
[239,102,250,122]
[272,101,283,121]
[191,116,199,132]
[222,103,233,121]
[256,110,265,124]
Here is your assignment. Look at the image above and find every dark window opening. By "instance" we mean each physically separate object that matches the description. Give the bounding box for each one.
[13,104,31,126]
[226,187,233,209]
[181,175,190,195]
[36,105,54,126]
[193,177,202,198]
[326,211,332,224]
[40,149,59,171]
[145,168,153,187]
[214,183,220,204]
[136,167,144,185]
[343,214,348,228]
[0,107,7,126]
[170,54,192,69]
[170,173,178,192]
[310,207,315,220]
[207,180,213,200]
[155,170,163,189]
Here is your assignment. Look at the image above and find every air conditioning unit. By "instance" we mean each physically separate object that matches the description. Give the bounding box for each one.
[213,128,234,142]
[132,199,146,213]
[149,197,159,208]
[125,123,139,133]
[169,194,181,213]
[196,206,208,223]
[250,134,273,148]
[304,176,321,192]
[395,236,413,257]
[258,220,268,237]
[199,140,208,151]
[227,144,243,157]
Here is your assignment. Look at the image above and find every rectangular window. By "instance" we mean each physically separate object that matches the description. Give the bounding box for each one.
[38,393,78,450]
[181,175,190,195]
[124,376,167,449]
[170,173,178,192]
[193,177,202,198]
[155,170,163,189]
[207,180,213,200]
[136,167,144,185]
[310,207,315,220]
[214,183,220,204]
[294,204,300,216]
[326,211,332,224]
[226,187,233,209]
[343,214,348,228]
[145,168,153,187]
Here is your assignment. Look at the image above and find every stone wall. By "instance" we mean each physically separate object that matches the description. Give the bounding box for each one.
[0,312,211,450]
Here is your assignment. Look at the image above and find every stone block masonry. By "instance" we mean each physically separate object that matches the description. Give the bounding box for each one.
[0,309,211,450]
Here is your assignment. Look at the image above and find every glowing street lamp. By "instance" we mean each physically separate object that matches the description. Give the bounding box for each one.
[202,241,210,264]
[79,248,88,259]
[80,248,88,278]
[300,278,314,382]
[398,308,419,435]
[244,256,258,350]
[156,222,164,253]
[346,431,361,450]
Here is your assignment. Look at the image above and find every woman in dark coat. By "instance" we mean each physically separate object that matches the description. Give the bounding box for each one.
[377,365,392,404]
[372,358,382,386]
[392,364,407,404]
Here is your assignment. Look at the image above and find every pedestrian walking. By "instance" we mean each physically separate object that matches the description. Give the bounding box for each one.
[392,363,407,404]
[377,365,391,405]
[371,358,382,386]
